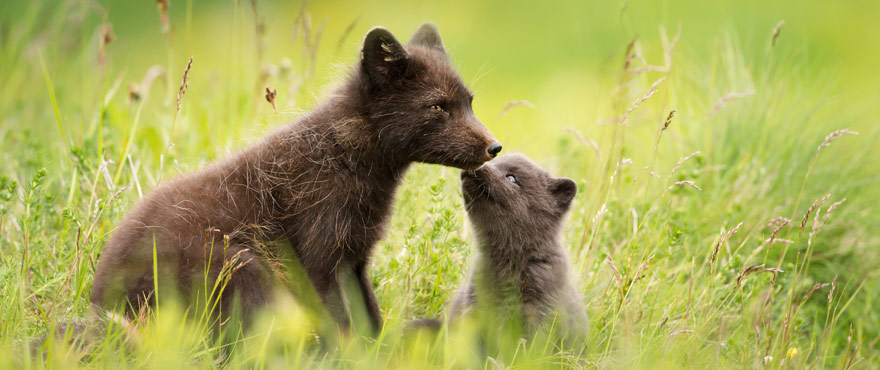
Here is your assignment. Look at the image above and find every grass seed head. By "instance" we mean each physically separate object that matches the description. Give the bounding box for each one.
[98,23,115,64]
[829,276,838,303]
[563,128,602,158]
[498,100,535,118]
[767,216,791,229]
[709,89,755,115]
[265,86,278,113]
[817,129,858,153]
[771,20,785,47]
[128,83,141,102]
[662,109,676,130]
[155,0,170,36]
[801,193,831,229]
[737,264,765,286]
[766,217,791,247]
[176,56,193,113]
[711,222,742,265]
[633,254,655,282]
[605,256,623,291]
[623,36,638,71]
[801,283,830,303]
[621,77,665,125]
[669,180,701,191]
[671,151,700,175]
[736,264,782,286]
[668,329,694,338]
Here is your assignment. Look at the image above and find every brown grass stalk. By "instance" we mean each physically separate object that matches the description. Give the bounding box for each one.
[498,100,535,118]
[771,20,785,47]
[766,217,791,248]
[671,151,700,175]
[620,77,665,125]
[800,193,830,230]
[662,109,675,130]
[336,16,360,50]
[98,23,114,65]
[265,87,277,113]
[155,0,170,36]
[817,129,858,153]
[563,127,602,158]
[605,256,623,292]
[736,264,783,287]
[709,89,755,115]
[711,222,742,266]
[668,181,701,191]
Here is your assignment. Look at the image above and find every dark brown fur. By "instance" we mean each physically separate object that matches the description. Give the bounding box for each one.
[91,23,500,334]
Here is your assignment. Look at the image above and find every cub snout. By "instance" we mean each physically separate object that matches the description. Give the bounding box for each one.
[460,165,495,204]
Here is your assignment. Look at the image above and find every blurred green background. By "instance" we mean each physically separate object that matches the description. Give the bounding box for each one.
[5,0,879,158]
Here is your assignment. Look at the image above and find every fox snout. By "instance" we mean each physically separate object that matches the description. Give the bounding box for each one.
[465,117,502,166]
[487,142,502,158]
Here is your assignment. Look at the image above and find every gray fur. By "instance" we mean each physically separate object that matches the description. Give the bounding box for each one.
[450,153,588,345]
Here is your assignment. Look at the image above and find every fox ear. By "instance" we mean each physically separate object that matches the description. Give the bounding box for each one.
[409,22,445,53]
[549,178,577,210]
[361,27,409,86]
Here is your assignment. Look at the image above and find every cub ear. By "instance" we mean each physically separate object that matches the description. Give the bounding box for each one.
[361,27,409,86]
[549,178,577,210]
[408,22,445,53]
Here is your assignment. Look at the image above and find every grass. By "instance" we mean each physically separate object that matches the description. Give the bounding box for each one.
[1,0,878,368]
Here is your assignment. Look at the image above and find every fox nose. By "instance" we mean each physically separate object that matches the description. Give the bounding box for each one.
[487,142,503,158]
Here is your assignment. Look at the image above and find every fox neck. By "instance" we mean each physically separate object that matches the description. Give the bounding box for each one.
[305,93,414,178]
[474,227,563,273]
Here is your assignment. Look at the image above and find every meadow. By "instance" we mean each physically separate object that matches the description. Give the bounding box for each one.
[1,0,878,368]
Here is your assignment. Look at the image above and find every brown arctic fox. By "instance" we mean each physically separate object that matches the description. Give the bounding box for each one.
[451,153,588,345]
[91,23,501,334]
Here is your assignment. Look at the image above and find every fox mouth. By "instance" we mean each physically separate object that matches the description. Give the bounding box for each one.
[454,145,498,170]
[456,157,492,171]
[460,168,492,205]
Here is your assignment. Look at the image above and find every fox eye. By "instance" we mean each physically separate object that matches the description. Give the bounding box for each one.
[506,174,518,185]
[430,105,447,113]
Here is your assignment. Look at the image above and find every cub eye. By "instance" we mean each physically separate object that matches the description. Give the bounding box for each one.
[430,105,447,113]
[505,174,518,185]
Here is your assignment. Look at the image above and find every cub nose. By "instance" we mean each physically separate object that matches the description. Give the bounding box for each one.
[487,142,503,158]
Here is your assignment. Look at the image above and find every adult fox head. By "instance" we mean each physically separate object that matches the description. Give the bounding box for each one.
[355,23,501,170]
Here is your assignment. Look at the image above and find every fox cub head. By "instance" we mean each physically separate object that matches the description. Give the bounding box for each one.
[356,23,501,170]
[461,153,578,235]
